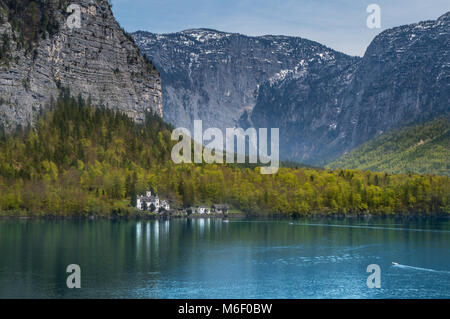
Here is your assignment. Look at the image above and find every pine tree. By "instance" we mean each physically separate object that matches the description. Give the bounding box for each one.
[130,172,137,207]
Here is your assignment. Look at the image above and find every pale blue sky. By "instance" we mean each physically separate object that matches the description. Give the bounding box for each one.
[111,0,450,56]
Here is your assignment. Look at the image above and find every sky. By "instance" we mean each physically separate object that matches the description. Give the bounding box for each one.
[110,0,450,57]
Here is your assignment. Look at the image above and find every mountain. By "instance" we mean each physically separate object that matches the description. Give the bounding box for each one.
[327,116,450,176]
[133,13,449,167]
[132,29,359,132]
[0,0,162,131]
[246,12,450,165]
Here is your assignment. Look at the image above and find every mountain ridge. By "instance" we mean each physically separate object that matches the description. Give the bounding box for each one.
[133,28,359,134]
[245,11,450,164]
[133,12,449,167]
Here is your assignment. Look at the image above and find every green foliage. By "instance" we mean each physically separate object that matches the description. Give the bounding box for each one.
[0,90,173,216]
[0,0,69,52]
[0,33,11,62]
[0,93,448,217]
[327,116,450,176]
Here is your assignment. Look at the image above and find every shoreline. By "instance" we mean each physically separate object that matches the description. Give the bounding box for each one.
[0,211,448,220]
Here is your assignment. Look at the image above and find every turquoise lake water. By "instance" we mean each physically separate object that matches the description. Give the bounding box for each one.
[0,217,449,298]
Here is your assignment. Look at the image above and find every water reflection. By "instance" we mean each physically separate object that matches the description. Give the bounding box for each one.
[0,218,448,298]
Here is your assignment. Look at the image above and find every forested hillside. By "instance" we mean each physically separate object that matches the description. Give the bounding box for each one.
[327,117,450,176]
[0,92,448,217]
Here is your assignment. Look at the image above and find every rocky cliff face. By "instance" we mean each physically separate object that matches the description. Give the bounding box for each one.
[133,29,358,133]
[134,13,449,165]
[248,12,450,164]
[242,51,360,164]
[0,0,162,131]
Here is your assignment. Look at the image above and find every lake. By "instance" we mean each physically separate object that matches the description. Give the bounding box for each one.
[0,217,449,299]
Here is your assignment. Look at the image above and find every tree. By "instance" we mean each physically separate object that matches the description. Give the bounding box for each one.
[128,172,137,207]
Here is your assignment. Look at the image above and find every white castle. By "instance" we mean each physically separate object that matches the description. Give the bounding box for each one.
[136,191,170,212]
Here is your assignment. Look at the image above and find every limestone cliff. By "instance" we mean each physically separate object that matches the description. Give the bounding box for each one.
[0,0,162,131]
